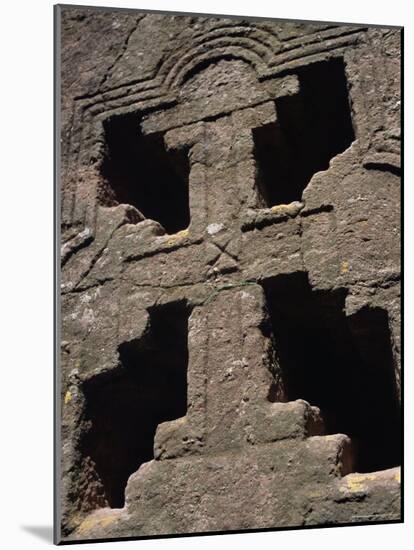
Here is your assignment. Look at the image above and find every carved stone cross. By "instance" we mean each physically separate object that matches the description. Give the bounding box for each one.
[132,69,323,458]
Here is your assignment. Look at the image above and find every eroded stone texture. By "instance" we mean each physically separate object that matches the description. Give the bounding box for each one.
[58,6,401,542]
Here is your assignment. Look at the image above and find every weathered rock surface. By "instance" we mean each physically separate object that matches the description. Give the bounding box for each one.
[58,5,401,543]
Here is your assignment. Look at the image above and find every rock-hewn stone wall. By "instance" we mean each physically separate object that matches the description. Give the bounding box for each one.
[58,6,401,542]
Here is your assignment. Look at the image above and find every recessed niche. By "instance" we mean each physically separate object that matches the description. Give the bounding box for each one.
[80,301,190,509]
[262,273,400,473]
[253,57,355,206]
[100,112,191,234]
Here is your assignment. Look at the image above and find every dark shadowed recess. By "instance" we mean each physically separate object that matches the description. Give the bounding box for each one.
[253,57,355,206]
[262,273,400,473]
[81,301,190,509]
[100,112,190,234]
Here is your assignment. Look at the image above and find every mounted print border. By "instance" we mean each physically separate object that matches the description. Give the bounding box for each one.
[55,4,403,544]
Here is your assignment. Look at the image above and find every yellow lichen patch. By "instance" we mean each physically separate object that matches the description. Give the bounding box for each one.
[77,510,121,535]
[346,476,367,492]
[340,467,403,498]
[340,261,349,274]
[64,391,72,405]
[271,203,290,212]
[340,473,372,493]
[270,203,301,216]
[340,471,387,493]
[165,228,189,246]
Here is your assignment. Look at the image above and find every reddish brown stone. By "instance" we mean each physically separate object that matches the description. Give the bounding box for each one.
[58,6,401,542]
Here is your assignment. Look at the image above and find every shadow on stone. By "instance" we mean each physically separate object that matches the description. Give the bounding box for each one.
[80,300,191,510]
[262,272,400,473]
